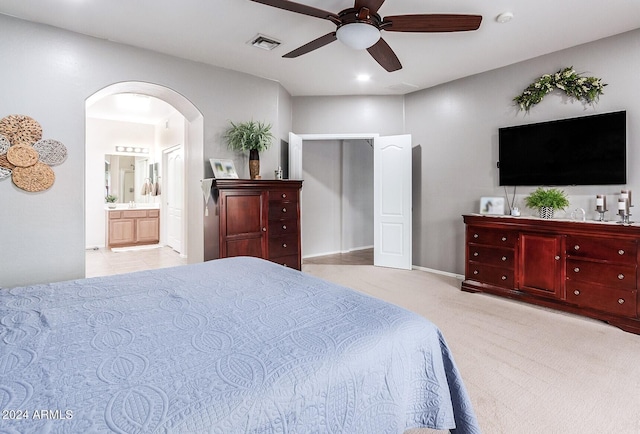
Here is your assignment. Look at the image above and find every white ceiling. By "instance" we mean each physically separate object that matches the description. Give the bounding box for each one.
[1,0,639,97]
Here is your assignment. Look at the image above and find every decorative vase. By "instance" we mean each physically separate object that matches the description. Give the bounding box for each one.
[249,149,260,179]
[107,203,116,209]
[539,206,554,219]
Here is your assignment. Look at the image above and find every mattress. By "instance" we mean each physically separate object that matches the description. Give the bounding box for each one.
[0,256,479,433]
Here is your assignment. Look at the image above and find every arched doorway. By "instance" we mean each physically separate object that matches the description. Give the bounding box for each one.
[85,82,205,270]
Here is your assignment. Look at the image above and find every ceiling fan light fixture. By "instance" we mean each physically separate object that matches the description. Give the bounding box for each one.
[336,23,380,50]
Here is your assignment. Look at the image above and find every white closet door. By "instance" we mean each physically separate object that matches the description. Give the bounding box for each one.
[288,132,303,179]
[374,134,412,270]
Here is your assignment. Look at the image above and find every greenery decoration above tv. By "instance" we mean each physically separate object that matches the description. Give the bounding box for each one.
[513,67,606,112]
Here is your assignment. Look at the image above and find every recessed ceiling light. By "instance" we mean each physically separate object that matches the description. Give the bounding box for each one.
[248,34,281,51]
[496,12,514,23]
[357,74,371,82]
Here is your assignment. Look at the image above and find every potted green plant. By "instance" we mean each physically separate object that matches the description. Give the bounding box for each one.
[224,120,274,179]
[105,194,118,208]
[524,187,569,219]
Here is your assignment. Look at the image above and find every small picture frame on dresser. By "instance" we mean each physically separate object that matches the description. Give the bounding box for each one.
[210,158,238,179]
[479,197,505,215]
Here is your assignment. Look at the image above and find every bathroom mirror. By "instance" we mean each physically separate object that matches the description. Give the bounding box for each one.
[105,154,153,203]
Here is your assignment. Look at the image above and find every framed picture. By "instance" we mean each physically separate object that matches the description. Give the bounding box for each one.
[479,197,505,215]
[210,158,238,179]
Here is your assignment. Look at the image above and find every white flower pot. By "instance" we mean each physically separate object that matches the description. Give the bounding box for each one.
[539,207,554,219]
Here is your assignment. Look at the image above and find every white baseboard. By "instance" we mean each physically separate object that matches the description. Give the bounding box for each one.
[412,265,464,280]
[303,245,373,259]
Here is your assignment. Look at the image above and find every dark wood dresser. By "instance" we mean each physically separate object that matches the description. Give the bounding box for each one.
[204,179,303,270]
[462,214,640,334]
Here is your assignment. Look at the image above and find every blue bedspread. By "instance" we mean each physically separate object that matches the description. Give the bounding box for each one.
[0,257,479,433]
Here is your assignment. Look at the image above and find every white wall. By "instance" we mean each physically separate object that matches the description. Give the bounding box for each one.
[302,140,343,257]
[405,29,640,275]
[342,139,373,251]
[292,96,405,136]
[0,15,291,288]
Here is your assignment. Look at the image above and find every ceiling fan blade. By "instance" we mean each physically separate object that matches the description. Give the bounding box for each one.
[383,14,482,32]
[367,38,402,72]
[354,0,386,15]
[283,33,337,58]
[250,0,339,22]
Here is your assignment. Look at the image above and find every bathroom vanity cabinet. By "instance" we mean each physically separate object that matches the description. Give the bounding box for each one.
[106,208,160,248]
[462,214,640,334]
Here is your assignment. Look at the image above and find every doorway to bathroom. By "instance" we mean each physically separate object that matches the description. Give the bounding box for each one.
[84,82,204,277]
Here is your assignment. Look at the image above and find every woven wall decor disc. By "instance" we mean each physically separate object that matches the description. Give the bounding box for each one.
[0,167,10,180]
[0,115,43,146]
[0,154,15,170]
[12,162,55,192]
[33,139,68,166]
[7,145,39,168]
[0,134,9,154]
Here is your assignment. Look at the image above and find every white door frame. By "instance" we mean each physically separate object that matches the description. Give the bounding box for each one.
[289,133,412,270]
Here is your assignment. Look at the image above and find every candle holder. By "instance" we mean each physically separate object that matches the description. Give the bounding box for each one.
[594,208,608,222]
[617,207,633,225]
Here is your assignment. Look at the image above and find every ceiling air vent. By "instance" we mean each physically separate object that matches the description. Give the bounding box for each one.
[249,34,281,51]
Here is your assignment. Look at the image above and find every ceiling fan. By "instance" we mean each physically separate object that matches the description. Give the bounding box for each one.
[249,0,482,72]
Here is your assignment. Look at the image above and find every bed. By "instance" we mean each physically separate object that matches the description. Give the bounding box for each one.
[0,257,479,433]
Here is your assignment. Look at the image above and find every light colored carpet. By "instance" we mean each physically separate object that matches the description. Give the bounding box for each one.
[301,263,640,434]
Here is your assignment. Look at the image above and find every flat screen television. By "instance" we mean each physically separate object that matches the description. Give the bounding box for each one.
[498,110,627,186]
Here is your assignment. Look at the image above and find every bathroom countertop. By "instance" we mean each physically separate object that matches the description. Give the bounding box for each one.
[105,203,160,210]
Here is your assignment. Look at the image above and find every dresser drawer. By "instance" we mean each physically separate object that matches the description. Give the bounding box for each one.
[122,210,149,219]
[269,203,296,221]
[270,254,299,269]
[269,234,298,258]
[566,259,636,289]
[467,263,514,288]
[467,226,517,248]
[566,236,637,264]
[468,245,514,267]
[566,283,637,318]
[269,219,298,237]
[270,190,298,203]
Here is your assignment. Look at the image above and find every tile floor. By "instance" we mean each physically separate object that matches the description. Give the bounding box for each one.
[85,246,187,278]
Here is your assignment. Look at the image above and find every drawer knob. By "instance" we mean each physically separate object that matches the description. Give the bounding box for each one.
[282,224,287,230]
[501,236,507,242]
[618,298,625,304]
[473,270,479,275]
[618,274,625,280]
[574,267,580,273]
[574,245,580,250]
[262,227,267,232]
[554,255,560,260]
[473,234,479,238]
[501,256,507,261]
[282,193,287,198]
[501,275,507,280]
[282,208,287,213]
[618,249,625,255]
[282,243,287,248]
[574,290,580,296]
[473,252,479,257]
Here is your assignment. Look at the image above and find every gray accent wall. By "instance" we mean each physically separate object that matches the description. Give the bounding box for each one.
[294,29,640,276]
[405,28,640,275]
[0,15,291,288]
